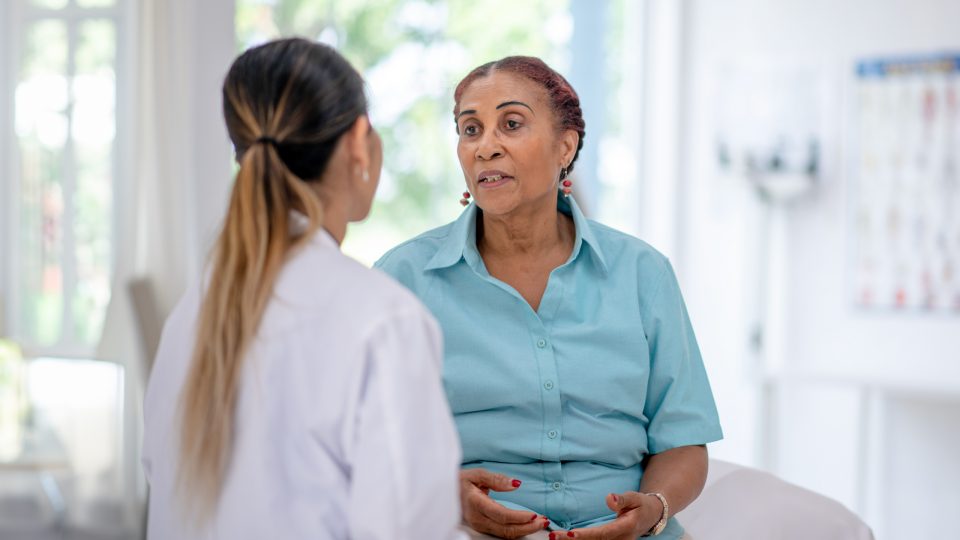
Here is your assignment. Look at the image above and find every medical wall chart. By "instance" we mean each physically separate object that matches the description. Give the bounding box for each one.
[852,54,960,313]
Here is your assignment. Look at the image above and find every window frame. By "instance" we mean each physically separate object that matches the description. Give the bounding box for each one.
[2,0,129,358]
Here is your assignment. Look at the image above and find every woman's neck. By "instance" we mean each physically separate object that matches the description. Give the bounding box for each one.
[478,196,574,260]
[310,174,350,246]
[321,204,347,246]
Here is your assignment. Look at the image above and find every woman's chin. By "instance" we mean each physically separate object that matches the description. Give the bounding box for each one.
[477,192,558,218]
[474,192,525,216]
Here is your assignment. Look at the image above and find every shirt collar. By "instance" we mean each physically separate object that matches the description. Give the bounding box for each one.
[290,210,338,248]
[424,192,609,275]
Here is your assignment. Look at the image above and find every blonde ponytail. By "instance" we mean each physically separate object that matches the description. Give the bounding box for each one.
[177,138,323,522]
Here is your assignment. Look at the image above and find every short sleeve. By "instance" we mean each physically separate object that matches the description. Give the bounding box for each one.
[373,249,418,292]
[641,261,723,454]
[346,305,467,540]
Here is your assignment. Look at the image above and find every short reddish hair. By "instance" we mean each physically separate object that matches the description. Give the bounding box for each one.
[453,56,586,173]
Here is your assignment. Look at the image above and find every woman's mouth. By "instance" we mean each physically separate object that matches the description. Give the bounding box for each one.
[477,171,513,188]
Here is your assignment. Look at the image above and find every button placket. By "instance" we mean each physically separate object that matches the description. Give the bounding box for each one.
[529,315,564,519]
[534,328,562,456]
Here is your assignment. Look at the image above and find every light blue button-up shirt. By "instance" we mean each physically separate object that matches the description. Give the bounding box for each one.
[375,195,722,537]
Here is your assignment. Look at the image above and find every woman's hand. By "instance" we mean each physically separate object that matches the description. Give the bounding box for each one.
[549,492,663,540]
[460,468,550,539]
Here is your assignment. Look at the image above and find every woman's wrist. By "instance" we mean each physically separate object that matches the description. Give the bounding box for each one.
[639,492,668,536]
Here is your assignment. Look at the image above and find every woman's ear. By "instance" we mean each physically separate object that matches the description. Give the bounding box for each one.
[345,115,372,172]
[559,129,578,168]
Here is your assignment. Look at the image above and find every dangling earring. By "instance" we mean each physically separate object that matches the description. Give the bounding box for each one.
[560,167,572,198]
[459,191,471,207]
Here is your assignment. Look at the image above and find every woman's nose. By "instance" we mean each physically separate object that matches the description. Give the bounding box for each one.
[475,130,503,161]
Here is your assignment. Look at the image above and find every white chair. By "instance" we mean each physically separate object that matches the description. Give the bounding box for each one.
[676,459,874,539]
[0,470,63,540]
[127,277,163,381]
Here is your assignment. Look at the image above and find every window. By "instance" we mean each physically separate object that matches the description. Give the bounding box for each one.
[2,0,125,356]
[236,0,641,265]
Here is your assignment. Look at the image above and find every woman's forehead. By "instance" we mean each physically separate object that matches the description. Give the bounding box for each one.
[458,70,548,112]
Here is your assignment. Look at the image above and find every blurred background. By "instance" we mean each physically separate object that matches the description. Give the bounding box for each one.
[0,0,958,538]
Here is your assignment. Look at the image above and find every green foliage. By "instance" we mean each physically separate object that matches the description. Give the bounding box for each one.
[76,20,115,75]
[0,340,22,388]
[24,20,67,78]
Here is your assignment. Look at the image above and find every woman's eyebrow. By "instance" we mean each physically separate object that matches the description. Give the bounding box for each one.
[496,100,534,114]
[456,100,534,121]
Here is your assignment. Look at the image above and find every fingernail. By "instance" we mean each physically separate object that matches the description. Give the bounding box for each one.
[543,518,550,529]
[611,493,619,504]
[530,514,538,522]
[511,479,522,488]
[567,533,575,538]
[549,533,556,540]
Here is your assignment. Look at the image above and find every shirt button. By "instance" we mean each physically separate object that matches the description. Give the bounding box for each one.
[536,338,547,348]
[544,380,554,390]
[552,481,563,491]
[547,430,558,439]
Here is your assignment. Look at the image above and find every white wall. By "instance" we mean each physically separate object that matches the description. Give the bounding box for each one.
[679,0,960,537]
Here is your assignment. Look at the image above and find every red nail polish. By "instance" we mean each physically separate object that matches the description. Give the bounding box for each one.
[567,533,575,538]
[530,514,537,522]
[511,479,522,488]
[549,533,556,540]
[543,519,550,529]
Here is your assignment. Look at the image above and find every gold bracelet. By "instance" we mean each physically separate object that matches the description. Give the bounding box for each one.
[640,492,669,537]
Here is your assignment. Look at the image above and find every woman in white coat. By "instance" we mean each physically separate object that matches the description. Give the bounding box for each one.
[142,38,464,540]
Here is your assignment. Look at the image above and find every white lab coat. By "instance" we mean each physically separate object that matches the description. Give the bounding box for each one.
[142,227,465,540]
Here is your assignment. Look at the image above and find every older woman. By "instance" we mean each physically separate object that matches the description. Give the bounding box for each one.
[376,56,721,540]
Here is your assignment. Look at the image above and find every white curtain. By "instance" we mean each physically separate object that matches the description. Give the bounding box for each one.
[96,0,236,516]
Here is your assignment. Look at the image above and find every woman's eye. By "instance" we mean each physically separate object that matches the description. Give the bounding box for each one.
[505,120,520,130]
[463,125,478,136]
